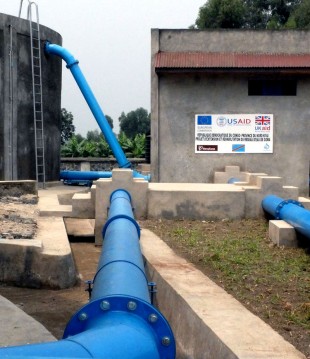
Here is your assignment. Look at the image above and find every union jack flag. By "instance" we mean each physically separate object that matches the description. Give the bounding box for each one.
[255,115,270,126]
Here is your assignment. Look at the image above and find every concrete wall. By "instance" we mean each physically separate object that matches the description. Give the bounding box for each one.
[151,29,310,195]
[0,13,62,181]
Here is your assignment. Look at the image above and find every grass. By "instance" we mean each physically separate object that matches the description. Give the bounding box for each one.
[142,218,310,356]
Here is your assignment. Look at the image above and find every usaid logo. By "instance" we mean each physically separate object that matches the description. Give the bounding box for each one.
[217,117,226,126]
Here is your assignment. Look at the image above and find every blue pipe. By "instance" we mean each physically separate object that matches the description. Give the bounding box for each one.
[44,42,131,169]
[227,177,241,184]
[0,189,175,358]
[262,194,310,239]
[60,170,150,181]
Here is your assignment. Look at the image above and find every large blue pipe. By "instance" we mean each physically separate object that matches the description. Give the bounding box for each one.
[60,170,150,181]
[0,189,175,358]
[262,194,310,239]
[45,42,131,169]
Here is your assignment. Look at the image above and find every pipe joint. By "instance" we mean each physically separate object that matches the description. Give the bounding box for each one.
[102,214,140,239]
[63,295,176,359]
[274,199,304,219]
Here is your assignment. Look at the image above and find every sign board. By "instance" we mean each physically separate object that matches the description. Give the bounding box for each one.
[195,114,273,154]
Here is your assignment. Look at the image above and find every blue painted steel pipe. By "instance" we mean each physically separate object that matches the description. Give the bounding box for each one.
[60,170,150,182]
[0,189,175,358]
[44,42,131,169]
[262,194,310,239]
[227,177,241,184]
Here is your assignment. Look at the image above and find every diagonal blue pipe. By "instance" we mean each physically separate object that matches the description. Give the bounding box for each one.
[44,42,131,169]
[262,194,310,239]
[0,189,175,358]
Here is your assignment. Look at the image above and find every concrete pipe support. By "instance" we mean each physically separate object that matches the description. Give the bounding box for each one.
[262,194,310,239]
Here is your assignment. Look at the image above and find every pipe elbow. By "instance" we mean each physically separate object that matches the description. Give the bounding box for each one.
[44,41,79,68]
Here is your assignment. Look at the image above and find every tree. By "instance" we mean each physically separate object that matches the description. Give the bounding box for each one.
[119,108,150,139]
[289,0,310,29]
[61,108,75,145]
[194,0,301,29]
[105,114,114,129]
[195,0,246,29]
[86,129,102,142]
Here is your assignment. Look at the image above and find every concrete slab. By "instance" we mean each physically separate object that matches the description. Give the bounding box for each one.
[64,218,95,237]
[141,229,306,359]
[0,295,56,347]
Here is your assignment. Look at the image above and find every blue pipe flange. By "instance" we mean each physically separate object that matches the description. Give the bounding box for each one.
[63,295,176,359]
[109,188,132,203]
[274,199,304,219]
[102,214,141,239]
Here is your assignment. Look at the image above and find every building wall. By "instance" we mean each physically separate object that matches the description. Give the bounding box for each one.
[151,29,310,195]
[0,13,62,181]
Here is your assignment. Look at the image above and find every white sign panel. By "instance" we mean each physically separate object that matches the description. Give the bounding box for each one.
[195,114,273,154]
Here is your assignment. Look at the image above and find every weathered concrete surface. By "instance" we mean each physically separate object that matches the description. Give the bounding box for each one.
[0,13,62,181]
[0,180,37,196]
[72,192,94,218]
[64,218,95,237]
[0,295,56,347]
[141,229,306,359]
[148,183,245,220]
[0,217,76,288]
[269,220,298,247]
[0,185,85,288]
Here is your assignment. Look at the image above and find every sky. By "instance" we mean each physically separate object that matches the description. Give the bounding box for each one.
[1,0,204,135]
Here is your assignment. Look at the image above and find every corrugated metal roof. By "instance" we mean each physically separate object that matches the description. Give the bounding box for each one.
[155,52,310,69]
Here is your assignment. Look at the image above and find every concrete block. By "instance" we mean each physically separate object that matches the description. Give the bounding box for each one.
[64,218,95,237]
[72,192,95,218]
[245,173,267,185]
[214,166,247,184]
[148,183,245,220]
[269,220,298,248]
[282,186,299,200]
[137,163,151,172]
[0,218,76,288]
[80,161,90,171]
[257,176,283,193]
[213,172,231,183]
[298,197,310,210]
[244,187,265,218]
[224,165,241,174]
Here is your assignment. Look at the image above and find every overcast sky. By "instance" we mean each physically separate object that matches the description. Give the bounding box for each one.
[1,0,203,135]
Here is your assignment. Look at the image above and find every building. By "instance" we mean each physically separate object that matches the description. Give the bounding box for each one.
[151,29,310,195]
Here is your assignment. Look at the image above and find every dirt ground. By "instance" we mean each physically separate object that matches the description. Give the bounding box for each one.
[0,198,308,358]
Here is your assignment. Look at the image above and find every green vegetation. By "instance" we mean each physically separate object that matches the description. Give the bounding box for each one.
[60,107,149,158]
[193,0,309,30]
[61,132,146,158]
[143,219,310,334]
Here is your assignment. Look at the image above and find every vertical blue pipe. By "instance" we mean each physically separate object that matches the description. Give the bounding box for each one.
[44,42,131,169]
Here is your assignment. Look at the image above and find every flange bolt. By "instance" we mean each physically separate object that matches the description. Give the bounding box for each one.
[161,336,171,346]
[100,300,110,311]
[148,313,158,323]
[127,301,137,311]
[78,312,88,321]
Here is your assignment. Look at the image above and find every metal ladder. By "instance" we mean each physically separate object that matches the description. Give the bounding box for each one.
[28,1,46,187]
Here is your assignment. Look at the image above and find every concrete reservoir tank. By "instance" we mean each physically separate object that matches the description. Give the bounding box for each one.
[0,12,62,182]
